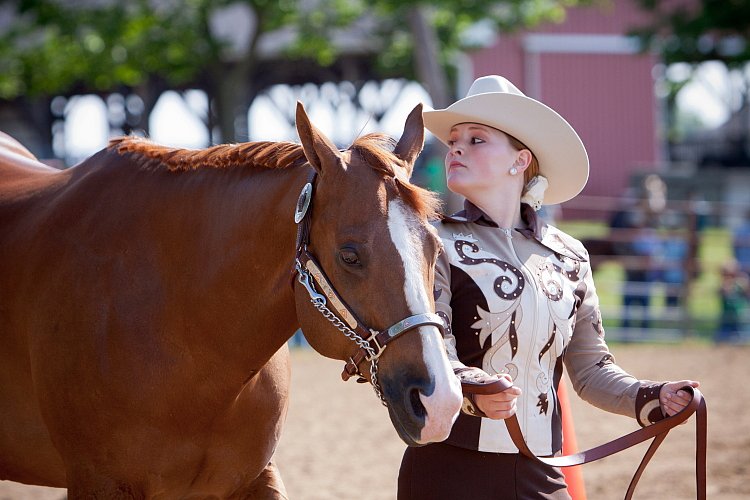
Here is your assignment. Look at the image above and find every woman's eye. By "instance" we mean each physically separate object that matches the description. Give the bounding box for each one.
[340,249,361,266]
[471,137,484,144]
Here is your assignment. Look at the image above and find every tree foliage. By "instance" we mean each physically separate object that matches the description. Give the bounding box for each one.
[0,0,209,98]
[631,1,750,170]
[1,0,585,98]
[370,0,582,98]
[632,0,750,67]
[632,0,750,146]
[0,0,586,145]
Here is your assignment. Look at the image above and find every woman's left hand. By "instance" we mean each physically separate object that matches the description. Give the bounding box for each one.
[660,380,700,417]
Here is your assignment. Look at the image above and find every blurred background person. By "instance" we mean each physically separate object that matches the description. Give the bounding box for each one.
[716,259,750,343]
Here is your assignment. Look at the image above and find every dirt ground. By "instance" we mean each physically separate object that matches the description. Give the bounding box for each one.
[2,343,747,499]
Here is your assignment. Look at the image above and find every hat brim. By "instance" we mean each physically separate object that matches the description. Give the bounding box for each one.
[423,93,589,205]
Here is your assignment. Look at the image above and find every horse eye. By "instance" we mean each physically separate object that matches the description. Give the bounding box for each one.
[339,248,361,266]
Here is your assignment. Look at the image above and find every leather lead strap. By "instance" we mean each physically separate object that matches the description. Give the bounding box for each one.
[509,387,707,500]
[464,382,707,499]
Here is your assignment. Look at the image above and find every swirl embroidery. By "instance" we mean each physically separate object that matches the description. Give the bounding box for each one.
[454,239,524,300]
[435,310,452,337]
[550,252,581,282]
[538,262,563,301]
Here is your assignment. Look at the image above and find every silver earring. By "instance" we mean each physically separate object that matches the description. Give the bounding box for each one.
[509,166,518,176]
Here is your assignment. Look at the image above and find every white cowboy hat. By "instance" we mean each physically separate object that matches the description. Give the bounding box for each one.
[423,75,589,205]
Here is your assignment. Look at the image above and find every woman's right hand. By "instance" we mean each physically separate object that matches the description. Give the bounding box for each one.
[474,374,522,420]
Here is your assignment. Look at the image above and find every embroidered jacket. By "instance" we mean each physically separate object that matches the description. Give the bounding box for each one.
[435,201,664,455]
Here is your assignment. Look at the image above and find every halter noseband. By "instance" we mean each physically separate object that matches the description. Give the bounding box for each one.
[292,170,445,405]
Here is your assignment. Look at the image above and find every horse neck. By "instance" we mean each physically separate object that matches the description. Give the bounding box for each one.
[168,164,309,368]
[96,151,308,373]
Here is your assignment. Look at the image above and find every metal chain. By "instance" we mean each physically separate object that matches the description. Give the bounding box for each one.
[309,299,386,405]
[298,267,387,405]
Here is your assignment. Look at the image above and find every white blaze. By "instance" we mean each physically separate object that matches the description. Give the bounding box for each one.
[387,200,462,443]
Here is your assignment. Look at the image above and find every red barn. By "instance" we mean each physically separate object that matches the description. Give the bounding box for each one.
[467,0,660,215]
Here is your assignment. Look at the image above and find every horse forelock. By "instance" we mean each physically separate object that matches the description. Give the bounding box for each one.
[349,134,442,221]
[107,137,308,171]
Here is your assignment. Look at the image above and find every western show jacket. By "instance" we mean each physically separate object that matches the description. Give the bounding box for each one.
[435,201,664,455]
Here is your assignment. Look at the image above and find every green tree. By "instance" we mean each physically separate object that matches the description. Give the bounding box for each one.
[0,0,587,153]
[632,0,750,67]
[0,0,304,143]
[369,0,584,107]
[632,0,750,152]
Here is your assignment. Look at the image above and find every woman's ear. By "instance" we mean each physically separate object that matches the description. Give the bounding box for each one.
[515,149,532,172]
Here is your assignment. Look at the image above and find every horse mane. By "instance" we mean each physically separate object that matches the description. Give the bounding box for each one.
[107,136,308,171]
[108,134,442,219]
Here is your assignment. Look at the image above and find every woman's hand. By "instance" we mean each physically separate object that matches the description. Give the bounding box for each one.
[660,380,700,417]
[474,374,522,420]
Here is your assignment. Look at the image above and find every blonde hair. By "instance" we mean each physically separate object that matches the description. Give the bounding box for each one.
[506,134,539,184]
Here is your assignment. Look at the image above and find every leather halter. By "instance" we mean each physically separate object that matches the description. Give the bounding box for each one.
[292,170,445,404]
[465,378,707,499]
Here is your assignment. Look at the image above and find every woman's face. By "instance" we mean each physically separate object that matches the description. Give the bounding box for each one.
[444,122,520,199]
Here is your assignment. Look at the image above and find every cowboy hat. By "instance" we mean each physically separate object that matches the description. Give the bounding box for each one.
[423,75,589,205]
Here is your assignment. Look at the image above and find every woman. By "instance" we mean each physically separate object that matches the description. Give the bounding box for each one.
[397,75,700,499]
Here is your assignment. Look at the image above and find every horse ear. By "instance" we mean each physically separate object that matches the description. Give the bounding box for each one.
[393,103,425,179]
[296,101,341,175]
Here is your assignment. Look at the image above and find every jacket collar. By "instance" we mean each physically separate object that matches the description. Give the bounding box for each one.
[441,200,586,262]
[441,200,543,236]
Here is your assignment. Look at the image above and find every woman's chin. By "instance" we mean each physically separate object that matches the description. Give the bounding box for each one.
[446,179,472,198]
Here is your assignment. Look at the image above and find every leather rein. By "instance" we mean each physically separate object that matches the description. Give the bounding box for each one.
[464,378,707,499]
[291,171,445,405]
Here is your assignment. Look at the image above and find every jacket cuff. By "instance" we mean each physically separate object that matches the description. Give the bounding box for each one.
[461,394,488,418]
[635,382,666,427]
[454,367,490,418]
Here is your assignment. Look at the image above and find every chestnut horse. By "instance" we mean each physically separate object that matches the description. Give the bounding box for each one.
[0,104,462,498]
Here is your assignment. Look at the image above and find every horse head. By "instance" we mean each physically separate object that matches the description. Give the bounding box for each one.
[292,102,462,446]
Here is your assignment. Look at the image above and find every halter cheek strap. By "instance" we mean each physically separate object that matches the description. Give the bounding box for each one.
[295,247,444,384]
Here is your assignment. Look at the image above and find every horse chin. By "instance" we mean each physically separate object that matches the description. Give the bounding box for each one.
[386,405,424,447]
[381,376,456,446]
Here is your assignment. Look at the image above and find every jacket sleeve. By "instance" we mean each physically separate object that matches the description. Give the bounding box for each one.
[564,252,666,427]
[434,243,493,418]
[434,246,465,372]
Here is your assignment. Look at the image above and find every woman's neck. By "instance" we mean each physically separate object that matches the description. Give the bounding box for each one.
[470,192,523,229]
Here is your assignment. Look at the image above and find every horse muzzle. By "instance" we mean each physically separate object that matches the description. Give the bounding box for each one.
[378,327,462,446]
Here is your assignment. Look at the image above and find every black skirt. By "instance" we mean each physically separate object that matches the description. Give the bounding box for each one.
[398,442,571,500]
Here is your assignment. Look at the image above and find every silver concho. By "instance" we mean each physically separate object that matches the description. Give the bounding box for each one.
[294,182,313,224]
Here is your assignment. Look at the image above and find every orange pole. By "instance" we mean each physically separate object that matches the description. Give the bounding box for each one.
[559,380,587,500]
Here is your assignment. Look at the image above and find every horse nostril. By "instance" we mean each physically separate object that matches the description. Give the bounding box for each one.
[409,388,426,420]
